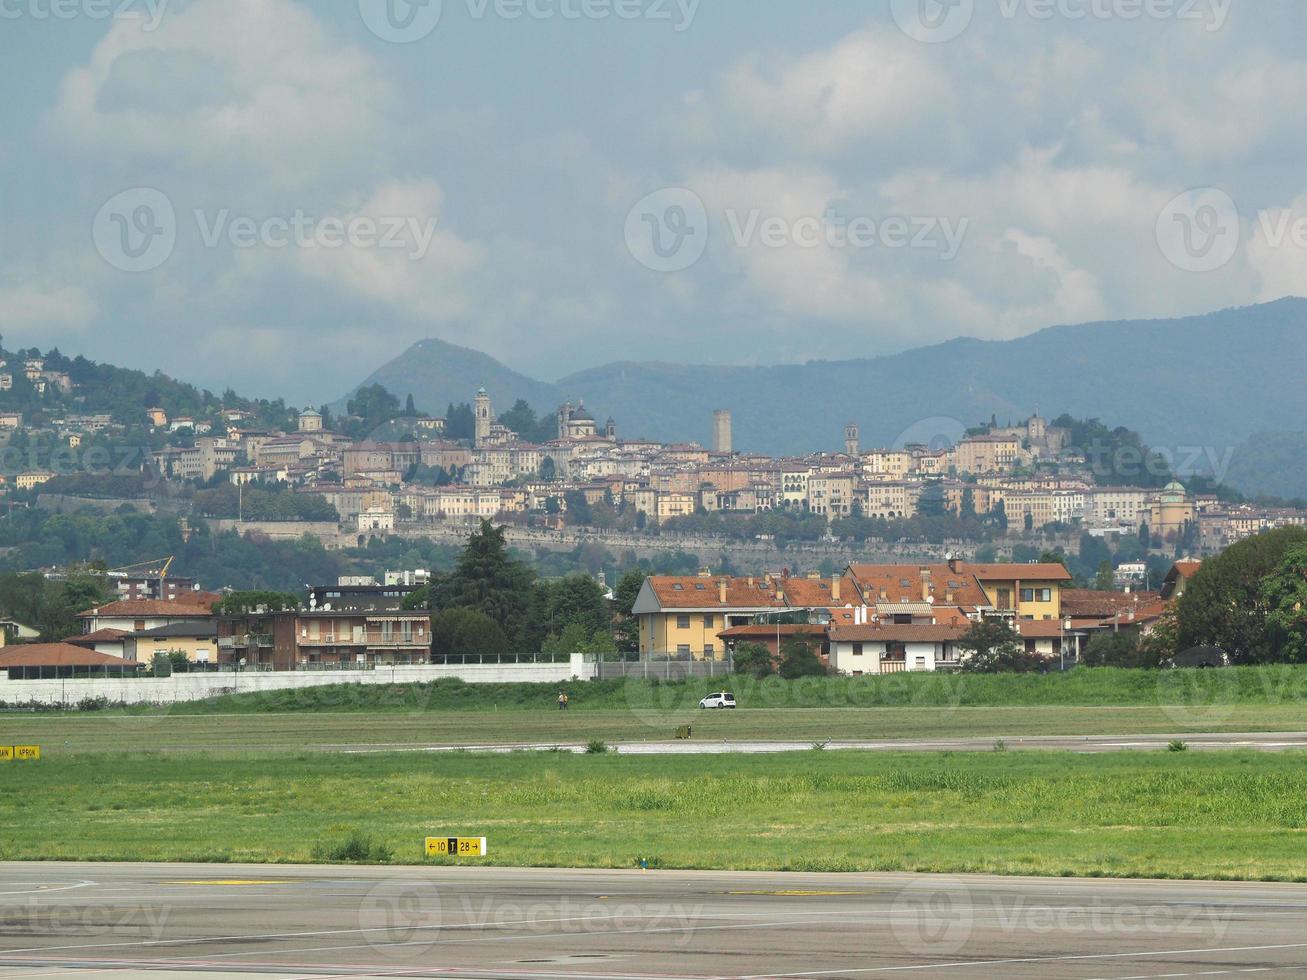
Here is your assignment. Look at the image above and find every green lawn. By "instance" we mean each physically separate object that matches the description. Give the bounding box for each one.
[5,750,1307,881]
[6,666,1307,753]
[4,703,1307,755]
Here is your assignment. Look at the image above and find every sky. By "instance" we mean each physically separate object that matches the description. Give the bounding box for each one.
[1,0,1305,406]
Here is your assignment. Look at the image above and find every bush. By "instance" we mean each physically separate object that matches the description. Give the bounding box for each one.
[430,608,509,660]
[733,642,774,679]
[1168,739,1188,753]
[778,639,826,679]
[585,739,608,754]
[310,830,394,864]
[1082,631,1160,669]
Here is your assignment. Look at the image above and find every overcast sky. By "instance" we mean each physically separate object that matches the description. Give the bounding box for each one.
[1,0,1304,405]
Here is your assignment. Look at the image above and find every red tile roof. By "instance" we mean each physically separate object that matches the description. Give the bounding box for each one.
[828,624,969,643]
[718,624,829,639]
[0,644,136,668]
[78,598,216,619]
[65,628,129,646]
[1061,589,1161,618]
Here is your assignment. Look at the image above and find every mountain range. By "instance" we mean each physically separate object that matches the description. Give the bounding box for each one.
[340,298,1307,498]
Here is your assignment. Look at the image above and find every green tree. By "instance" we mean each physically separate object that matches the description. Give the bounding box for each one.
[430,607,511,660]
[446,520,536,646]
[960,487,976,520]
[1176,527,1307,663]
[732,641,774,678]
[1262,543,1307,662]
[445,402,475,441]
[1081,631,1158,668]
[1093,560,1116,592]
[957,618,1043,673]
[214,591,301,615]
[346,384,402,432]
[777,639,826,678]
[613,569,645,653]
[527,575,610,651]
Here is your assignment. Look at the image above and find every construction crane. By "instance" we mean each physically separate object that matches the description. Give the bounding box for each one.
[108,557,175,580]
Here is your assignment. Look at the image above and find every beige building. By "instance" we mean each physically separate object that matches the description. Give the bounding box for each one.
[954,435,1024,474]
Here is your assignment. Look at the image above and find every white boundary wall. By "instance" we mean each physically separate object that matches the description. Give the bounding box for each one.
[0,656,595,706]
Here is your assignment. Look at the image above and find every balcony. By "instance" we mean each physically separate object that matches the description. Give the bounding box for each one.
[299,633,425,648]
[218,634,274,649]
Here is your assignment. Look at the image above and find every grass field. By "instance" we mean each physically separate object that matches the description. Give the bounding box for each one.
[5,667,1307,754]
[52,664,1307,713]
[3,704,1307,755]
[4,749,1307,881]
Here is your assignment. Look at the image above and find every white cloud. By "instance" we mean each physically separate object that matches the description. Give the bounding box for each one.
[1248,197,1307,301]
[691,166,888,318]
[0,281,97,330]
[293,180,486,320]
[46,0,392,191]
[711,30,952,157]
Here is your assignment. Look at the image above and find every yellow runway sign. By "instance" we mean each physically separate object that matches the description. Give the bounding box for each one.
[425,836,488,857]
[0,747,12,762]
[12,745,39,761]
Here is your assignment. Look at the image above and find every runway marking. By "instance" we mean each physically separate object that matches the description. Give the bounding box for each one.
[0,880,95,897]
[163,879,295,886]
[726,890,866,896]
[744,941,1307,976]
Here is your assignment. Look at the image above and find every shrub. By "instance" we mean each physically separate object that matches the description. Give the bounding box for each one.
[310,830,393,864]
[733,642,775,678]
[585,739,608,754]
[1168,739,1188,753]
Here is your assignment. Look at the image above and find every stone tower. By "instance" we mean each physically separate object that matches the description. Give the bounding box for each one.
[713,410,733,454]
[845,421,860,457]
[474,386,492,447]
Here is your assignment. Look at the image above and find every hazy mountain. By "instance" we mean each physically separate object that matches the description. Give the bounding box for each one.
[342,299,1307,493]
[341,336,562,419]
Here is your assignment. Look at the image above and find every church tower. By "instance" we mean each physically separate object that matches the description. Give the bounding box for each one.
[474,386,492,448]
[845,421,860,457]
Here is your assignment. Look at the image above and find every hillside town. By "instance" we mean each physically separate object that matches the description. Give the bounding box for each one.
[23,383,1296,558]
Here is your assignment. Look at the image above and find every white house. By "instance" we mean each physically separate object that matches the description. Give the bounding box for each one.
[827,623,969,675]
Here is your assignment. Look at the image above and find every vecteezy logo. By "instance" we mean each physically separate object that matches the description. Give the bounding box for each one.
[1156,187,1240,273]
[93,188,177,273]
[890,0,975,43]
[890,875,975,956]
[359,878,442,960]
[358,0,443,43]
[893,416,966,454]
[624,187,708,273]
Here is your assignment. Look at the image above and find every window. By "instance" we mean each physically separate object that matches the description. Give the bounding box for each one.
[703,644,715,656]
[1020,588,1052,603]
[852,643,864,656]
[676,644,691,654]
[671,583,684,590]
[703,614,714,627]
[676,615,690,629]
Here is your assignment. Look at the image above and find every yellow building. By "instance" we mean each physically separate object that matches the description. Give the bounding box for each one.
[631,572,860,659]
[124,622,219,666]
[15,471,54,491]
[953,435,1024,475]
[846,560,1071,622]
[1146,481,1197,542]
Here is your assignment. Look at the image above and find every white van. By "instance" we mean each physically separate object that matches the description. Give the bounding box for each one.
[699,691,737,709]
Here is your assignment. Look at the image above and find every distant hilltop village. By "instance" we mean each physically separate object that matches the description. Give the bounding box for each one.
[41,385,1273,557]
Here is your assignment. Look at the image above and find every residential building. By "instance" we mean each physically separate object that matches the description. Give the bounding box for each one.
[78,595,219,635]
[828,623,968,675]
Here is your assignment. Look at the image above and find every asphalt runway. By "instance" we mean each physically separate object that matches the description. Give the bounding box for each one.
[2,863,1306,979]
[336,731,1307,754]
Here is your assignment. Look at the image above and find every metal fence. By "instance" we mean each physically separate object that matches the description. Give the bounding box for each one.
[593,655,735,680]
